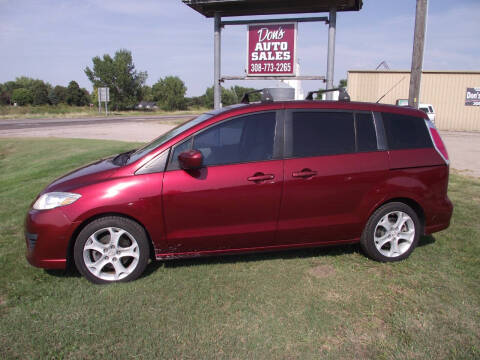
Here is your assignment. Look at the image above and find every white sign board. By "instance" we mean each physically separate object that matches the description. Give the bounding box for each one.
[99,87,110,102]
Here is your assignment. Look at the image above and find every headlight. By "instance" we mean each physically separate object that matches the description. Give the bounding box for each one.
[33,192,81,210]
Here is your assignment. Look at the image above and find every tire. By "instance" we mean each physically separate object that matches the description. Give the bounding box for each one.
[360,202,421,262]
[74,216,150,284]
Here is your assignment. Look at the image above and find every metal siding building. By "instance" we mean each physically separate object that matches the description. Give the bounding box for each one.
[347,70,480,131]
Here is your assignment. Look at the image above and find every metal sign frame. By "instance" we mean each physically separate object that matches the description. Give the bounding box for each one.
[214,15,332,108]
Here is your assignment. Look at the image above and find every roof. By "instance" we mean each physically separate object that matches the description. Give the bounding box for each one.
[182,0,362,17]
[210,100,427,120]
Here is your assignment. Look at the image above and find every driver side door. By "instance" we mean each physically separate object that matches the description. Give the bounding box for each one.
[161,111,284,254]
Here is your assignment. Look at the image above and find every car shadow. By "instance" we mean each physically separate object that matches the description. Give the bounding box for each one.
[44,236,437,281]
[141,243,360,277]
[418,234,436,247]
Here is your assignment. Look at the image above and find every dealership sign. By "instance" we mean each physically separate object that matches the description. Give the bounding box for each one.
[247,23,297,76]
[465,87,480,106]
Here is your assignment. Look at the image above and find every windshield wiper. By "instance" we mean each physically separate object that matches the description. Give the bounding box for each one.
[112,149,136,166]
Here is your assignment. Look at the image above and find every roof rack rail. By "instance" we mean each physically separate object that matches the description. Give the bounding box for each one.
[306,88,351,102]
[241,89,273,104]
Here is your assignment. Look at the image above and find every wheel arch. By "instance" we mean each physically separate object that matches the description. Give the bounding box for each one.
[66,212,156,270]
[368,197,425,234]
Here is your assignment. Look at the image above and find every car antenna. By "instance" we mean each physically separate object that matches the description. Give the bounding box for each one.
[375,76,406,103]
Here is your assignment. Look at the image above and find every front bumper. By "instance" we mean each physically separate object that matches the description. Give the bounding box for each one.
[24,208,78,269]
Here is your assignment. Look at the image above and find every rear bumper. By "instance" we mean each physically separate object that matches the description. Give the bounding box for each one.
[24,208,78,269]
[424,196,453,235]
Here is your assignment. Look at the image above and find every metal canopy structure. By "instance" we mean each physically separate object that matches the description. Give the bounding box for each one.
[182,0,363,108]
[183,0,362,17]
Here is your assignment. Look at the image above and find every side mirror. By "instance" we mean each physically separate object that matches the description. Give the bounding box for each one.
[178,149,203,170]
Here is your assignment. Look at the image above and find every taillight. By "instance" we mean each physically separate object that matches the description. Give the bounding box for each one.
[425,119,449,164]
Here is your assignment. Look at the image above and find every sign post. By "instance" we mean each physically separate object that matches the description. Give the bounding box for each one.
[98,87,110,115]
[247,22,297,77]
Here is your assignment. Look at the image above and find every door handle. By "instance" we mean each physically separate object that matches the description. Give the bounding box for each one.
[247,173,275,182]
[292,169,317,178]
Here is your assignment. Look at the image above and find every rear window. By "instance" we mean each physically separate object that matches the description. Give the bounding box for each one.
[382,113,432,150]
[291,111,355,157]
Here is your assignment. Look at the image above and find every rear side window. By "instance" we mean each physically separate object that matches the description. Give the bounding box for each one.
[355,113,377,152]
[291,111,355,157]
[382,113,432,150]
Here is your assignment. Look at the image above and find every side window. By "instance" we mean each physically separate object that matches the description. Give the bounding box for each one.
[194,112,276,166]
[291,111,355,157]
[167,112,276,169]
[168,138,192,170]
[136,149,169,175]
[382,112,433,150]
[355,113,377,152]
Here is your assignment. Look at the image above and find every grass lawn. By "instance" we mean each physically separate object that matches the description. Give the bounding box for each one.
[0,104,205,120]
[0,138,479,359]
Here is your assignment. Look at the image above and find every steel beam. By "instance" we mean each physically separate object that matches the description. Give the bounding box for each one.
[221,16,328,26]
[326,7,337,100]
[221,75,326,81]
[214,12,222,109]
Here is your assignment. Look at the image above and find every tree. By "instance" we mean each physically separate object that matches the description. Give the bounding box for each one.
[0,81,21,105]
[66,81,89,106]
[338,79,347,88]
[84,49,147,110]
[31,81,50,105]
[11,88,33,105]
[140,85,153,102]
[152,76,187,111]
[202,86,258,108]
[50,85,68,104]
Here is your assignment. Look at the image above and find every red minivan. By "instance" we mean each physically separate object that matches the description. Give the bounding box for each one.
[25,97,453,283]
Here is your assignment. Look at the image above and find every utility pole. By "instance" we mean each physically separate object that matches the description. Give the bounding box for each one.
[408,0,428,109]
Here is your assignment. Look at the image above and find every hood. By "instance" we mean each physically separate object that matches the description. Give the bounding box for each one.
[44,157,120,193]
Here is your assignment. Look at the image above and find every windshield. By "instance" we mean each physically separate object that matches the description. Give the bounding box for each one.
[126,113,213,164]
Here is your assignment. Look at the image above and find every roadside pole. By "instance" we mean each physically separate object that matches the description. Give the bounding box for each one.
[408,0,428,109]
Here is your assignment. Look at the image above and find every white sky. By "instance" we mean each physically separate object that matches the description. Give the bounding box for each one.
[0,0,478,96]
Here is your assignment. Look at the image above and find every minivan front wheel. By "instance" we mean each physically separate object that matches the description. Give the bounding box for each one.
[74,216,150,284]
[360,202,421,262]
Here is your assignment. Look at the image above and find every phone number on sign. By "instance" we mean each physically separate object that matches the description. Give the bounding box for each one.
[250,63,292,73]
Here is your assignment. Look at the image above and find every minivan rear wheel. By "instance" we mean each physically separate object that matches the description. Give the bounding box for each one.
[74,216,150,284]
[360,202,421,262]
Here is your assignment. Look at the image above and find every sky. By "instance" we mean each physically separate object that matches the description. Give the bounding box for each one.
[0,0,478,97]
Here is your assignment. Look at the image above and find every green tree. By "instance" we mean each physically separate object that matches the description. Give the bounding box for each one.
[152,76,187,111]
[84,49,147,110]
[31,81,50,105]
[48,88,59,105]
[11,88,33,105]
[338,79,347,88]
[66,81,89,106]
[0,81,21,104]
[140,85,154,102]
[50,85,68,104]
[203,86,255,108]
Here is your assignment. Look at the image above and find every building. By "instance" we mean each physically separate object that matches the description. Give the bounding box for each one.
[347,70,480,131]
